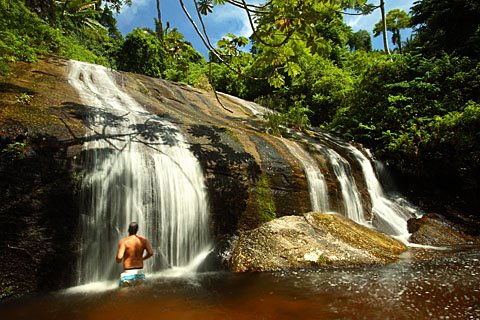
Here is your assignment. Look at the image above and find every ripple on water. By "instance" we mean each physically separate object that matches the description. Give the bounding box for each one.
[1,247,479,320]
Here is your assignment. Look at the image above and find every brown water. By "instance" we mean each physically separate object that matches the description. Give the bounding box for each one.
[1,247,479,320]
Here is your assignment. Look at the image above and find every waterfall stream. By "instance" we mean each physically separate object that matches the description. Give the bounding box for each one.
[319,132,421,239]
[318,146,366,224]
[69,61,211,284]
[283,140,329,212]
[285,130,366,224]
[283,130,420,240]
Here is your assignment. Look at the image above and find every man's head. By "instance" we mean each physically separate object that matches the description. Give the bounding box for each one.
[128,222,138,235]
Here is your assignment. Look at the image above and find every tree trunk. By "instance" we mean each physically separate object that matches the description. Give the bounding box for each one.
[156,0,164,44]
[380,0,391,55]
[397,30,402,54]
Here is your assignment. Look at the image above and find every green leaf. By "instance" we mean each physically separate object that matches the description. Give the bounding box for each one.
[198,0,213,15]
[286,61,301,77]
[269,72,285,88]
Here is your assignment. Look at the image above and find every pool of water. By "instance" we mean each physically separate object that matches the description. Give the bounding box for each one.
[1,247,479,320]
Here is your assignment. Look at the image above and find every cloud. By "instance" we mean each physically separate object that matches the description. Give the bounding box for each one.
[203,0,265,43]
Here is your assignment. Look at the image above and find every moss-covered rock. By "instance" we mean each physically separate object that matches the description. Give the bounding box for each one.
[228,212,407,272]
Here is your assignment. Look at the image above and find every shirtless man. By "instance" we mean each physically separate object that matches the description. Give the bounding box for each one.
[116,222,154,286]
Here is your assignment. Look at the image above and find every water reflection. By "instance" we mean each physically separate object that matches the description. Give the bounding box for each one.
[1,248,479,319]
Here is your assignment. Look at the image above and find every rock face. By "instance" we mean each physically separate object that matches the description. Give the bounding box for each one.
[228,212,407,272]
[0,57,84,299]
[408,213,480,246]
[0,57,477,300]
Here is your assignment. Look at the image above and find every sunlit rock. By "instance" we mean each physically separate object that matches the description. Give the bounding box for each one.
[228,212,407,272]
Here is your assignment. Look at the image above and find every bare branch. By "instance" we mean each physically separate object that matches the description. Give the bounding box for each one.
[338,6,379,16]
[208,61,234,113]
[57,116,80,140]
[178,0,273,84]
[224,0,269,14]
[192,0,219,54]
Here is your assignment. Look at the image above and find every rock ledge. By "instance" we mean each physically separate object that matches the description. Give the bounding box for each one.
[228,212,407,272]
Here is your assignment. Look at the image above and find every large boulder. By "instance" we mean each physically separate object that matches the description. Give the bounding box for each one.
[408,213,480,246]
[228,212,407,272]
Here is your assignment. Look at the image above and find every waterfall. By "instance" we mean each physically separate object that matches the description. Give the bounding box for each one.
[317,146,366,224]
[284,129,421,239]
[283,140,329,212]
[69,61,210,284]
[285,131,366,224]
[319,132,421,239]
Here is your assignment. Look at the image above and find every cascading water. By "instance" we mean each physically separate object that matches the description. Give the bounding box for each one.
[69,60,211,284]
[318,146,366,224]
[282,128,420,240]
[319,132,421,240]
[282,140,329,212]
[285,130,366,224]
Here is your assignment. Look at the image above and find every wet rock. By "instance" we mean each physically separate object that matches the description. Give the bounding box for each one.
[0,57,83,300]
[250,135,311,218]
[228,212,407,272]
[408,213,480,246]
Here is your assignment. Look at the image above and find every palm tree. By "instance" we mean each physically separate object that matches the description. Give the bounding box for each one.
[155,0,164,44]
[374,8,410,54]
[378,0,390,55]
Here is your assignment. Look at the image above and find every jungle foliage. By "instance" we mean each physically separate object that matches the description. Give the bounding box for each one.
[1,0,479,207]
[196,0,480,207]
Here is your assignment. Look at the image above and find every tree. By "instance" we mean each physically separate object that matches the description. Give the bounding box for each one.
[182,0,367,88]
[344,0,391,54]
[373,8,410,54]
[24,0,131,26]
[378,0,390,55]
[162,26,205,82]
[410,0,480,58]
[24,0,57,24]
[329,54,480,201]
[347,29,372,52]
[117,28,166,78]
[155,0,163,44]
[57,0,103,30]
[99,6,123,40]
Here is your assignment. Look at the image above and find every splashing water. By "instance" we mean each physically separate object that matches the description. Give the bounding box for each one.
[69,60,211,284]
[283,129,421,240]
[319,132,422,240]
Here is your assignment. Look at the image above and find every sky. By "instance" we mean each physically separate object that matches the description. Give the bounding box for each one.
[115,0,416,57]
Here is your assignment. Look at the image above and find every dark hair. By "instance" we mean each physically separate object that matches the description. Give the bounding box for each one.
[128,222,138,235]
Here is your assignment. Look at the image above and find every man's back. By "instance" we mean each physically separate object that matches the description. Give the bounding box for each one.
[117,234,153,270]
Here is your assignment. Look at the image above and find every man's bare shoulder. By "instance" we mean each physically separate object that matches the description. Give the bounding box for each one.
[136,235,152,245]
[136,235,148,241]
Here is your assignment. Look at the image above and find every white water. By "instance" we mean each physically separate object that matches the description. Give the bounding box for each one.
[284,130,365,223]
[320,146,367,224]
[69,61,211,284]
[282,140,329,212]
[230,96,421,239]
[320,132,421,239]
